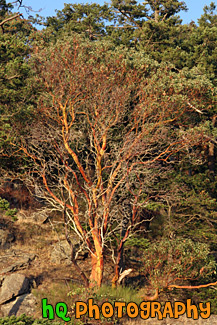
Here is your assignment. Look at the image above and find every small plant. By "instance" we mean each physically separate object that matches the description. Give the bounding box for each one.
[5,208,18,220]
[0,197,10,210]
[0,196,17,221]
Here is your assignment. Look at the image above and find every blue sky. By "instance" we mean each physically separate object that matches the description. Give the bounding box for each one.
[15,0,214,25]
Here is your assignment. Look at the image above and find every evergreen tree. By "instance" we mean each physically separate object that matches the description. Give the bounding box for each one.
[189,3,217,85]
[43,3,113,40]
[0,0,36,171]
[109,0,188,50]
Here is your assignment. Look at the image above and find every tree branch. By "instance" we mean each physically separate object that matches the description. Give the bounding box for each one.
[169,281,217,290]
[187,101,204,114]
[0,13,22,33]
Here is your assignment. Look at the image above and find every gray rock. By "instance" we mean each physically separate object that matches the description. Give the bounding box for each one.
[1,293,37,316]
[16,210,48,224]
[0,254,36,275]
[0,273,29,304]
[50,240,72,265]
[50,239,88,265]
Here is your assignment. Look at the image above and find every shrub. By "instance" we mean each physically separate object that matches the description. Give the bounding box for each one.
[142,237,217,294]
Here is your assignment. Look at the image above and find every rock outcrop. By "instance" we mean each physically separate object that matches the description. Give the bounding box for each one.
[0,253,36,276]
[1,293,37,317]
[0,273,29,304]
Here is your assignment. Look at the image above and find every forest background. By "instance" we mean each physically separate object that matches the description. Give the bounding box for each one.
[1,0,217,316]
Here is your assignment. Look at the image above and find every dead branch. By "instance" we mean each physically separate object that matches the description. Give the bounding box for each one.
[187,101,203,114]
[117,268,133,284]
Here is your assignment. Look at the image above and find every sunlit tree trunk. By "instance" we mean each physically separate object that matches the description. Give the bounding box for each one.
[89,246,104,287]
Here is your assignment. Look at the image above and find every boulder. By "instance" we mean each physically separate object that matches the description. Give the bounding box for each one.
[50,239,88,264]
[50,240,72,265]
[0,273,29,304]
[1,293,37,316]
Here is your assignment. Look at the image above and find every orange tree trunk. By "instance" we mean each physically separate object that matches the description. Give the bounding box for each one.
[89,250,104,288]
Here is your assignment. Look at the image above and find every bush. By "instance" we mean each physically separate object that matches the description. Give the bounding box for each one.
[142,237,217,293]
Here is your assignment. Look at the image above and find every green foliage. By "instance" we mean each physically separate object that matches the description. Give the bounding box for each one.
[125,236,150,249]
[5,208,17,221]
[43,3,113,41]
[0,315,63,325]
[198,2,217,27]
[0,196,17,220]
[0,2,37,171]
[0,0,13,17]
[142,237,217,291]
[0,197,10,210]
[192,287,217,314]
[111,0,187,25]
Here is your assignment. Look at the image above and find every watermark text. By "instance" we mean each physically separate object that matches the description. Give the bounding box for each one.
[41,298,211,321]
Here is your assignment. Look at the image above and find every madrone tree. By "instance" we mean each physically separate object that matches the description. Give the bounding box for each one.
[16,34,215,288]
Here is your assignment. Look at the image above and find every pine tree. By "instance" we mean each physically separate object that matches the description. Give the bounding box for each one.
[109,0,188,50]
[0,0,36,170]
[43,3,113,40]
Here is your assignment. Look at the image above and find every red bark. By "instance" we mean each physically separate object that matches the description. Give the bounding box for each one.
[89,250,104,288]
